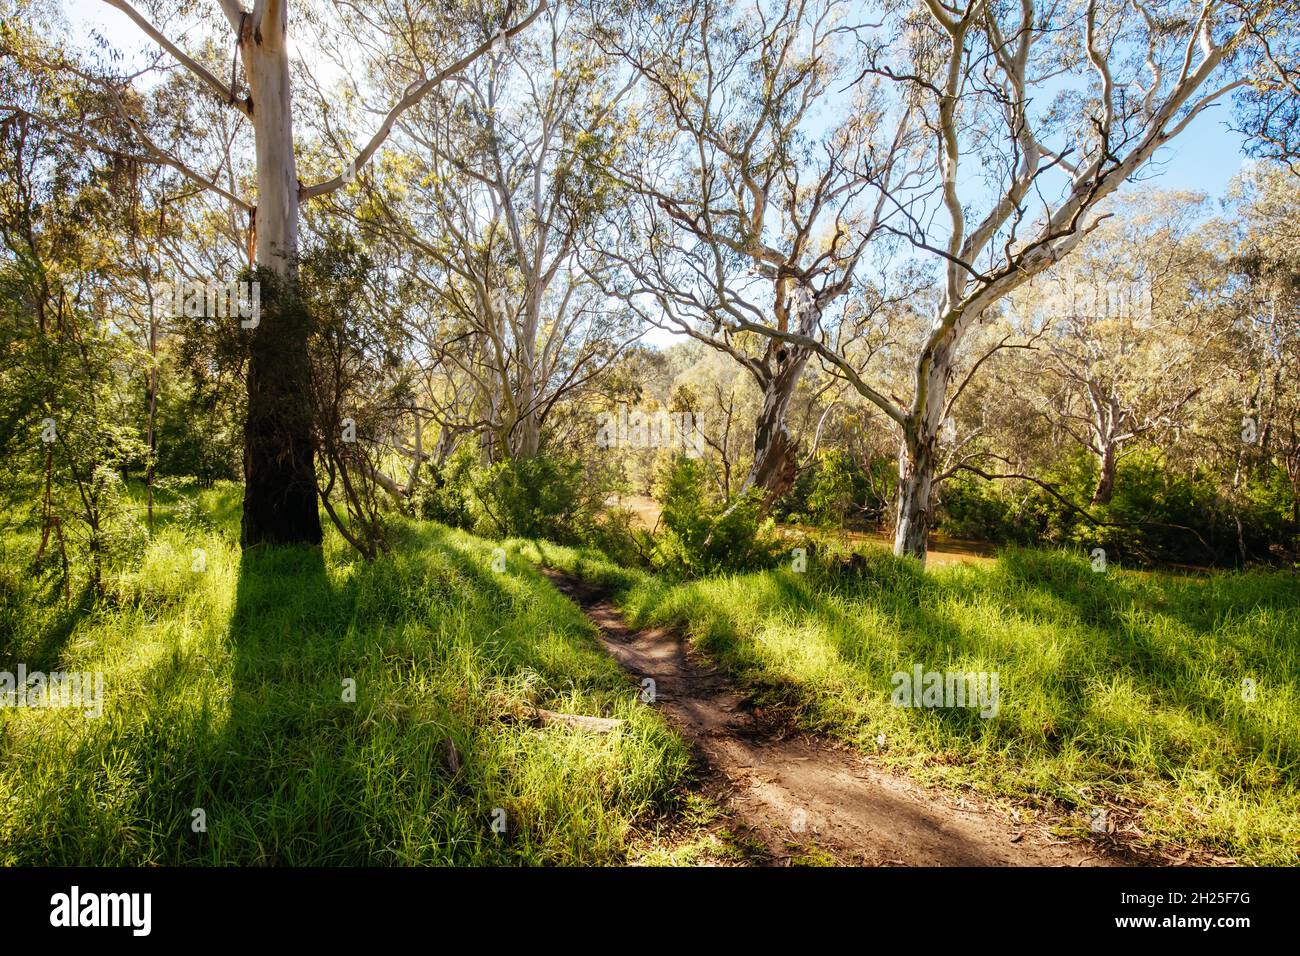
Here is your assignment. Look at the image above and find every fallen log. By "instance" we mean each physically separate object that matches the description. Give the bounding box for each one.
[530,707,624,734]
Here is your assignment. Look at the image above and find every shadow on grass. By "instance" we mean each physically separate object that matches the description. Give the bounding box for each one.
[3,510,692,865]
[182,537,482,864]
[183,542,344,864]
[0,579,97,674]
[593,545,1298,784]
[181,523,647,865]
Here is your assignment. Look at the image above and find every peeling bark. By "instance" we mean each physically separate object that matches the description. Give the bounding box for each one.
[239,3,322,548]
[736,291,820,507]
[893,433,935,560]
[741,344,812,506]
[893,333,953,562]
[1091,442,1117,506]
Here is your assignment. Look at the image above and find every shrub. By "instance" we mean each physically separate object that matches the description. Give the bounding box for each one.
[937,472,1037,544]
[938,448,1298,567]
[414,444,478,529]
[805,449,857,527]
[417,445,625,552]
[586,507,655,568]
[151,375,241,483]
[469,451,598,542]
[776,450,892,527]
[653,457,782,576]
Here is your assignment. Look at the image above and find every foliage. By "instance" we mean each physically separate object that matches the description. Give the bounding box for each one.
[301,238,413,560]
[653,457,782,576]
[469,451,603,543]
[148,358,242,483]
[935,448,1300,567]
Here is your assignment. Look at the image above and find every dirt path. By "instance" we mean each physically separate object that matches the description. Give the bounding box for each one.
[545,570,1122,867]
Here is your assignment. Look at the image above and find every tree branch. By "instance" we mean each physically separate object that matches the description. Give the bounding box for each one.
[300,1,549,200]
[101,0,251,118]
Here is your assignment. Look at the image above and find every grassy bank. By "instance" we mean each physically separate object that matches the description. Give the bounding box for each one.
[0,484,688,865]
[519,539,1300,865]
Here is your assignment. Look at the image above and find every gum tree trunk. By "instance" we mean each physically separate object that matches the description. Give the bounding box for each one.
[893,429,937,560]
[893,335,951,562]
[1091,441,1117,505]
[239,1,322,547]
[514,295,542,458]
[742,351,810,506]
[736,292,819,507]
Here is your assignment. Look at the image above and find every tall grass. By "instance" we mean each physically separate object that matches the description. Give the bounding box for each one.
[0,484,688,865]
[521,540,1300,865]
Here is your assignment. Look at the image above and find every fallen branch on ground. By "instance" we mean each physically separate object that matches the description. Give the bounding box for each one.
[529,707,624,734]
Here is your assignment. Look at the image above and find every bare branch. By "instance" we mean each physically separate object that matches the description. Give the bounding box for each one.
[300,1,549,201]
[100,0,251,118]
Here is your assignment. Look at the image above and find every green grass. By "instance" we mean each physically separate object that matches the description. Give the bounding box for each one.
[0,484,689,865]
[7,481,1296,866]
[520,540,1300,865]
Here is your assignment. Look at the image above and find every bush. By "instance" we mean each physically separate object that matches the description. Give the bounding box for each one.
[151,374,241,483]
[775,450,892,527]
[1066,453,1227,564]
[937,449,1298,567]
[805,449,856,527]
[413,445,478,529]
[937,472,1038,544]
[1063,451,1297,566]
[417,447,610,547]
[469,452,600,542]
[653,457,782,576]
[586,507,655,568]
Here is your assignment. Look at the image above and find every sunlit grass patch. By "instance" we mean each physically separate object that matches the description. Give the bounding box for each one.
[0,487,690,865]
[523,540,1300,865]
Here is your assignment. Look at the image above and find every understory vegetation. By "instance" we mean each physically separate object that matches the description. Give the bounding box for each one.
[4,475,1297,865]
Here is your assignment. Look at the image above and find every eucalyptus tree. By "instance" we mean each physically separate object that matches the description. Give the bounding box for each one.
[1231,0,1300,169]
[1007,191,1211,505]
[3,0,545,546]
[365,2,638,462]
[595,0,914,507]
[1212,163,1300,527]
[715,0,1299,561]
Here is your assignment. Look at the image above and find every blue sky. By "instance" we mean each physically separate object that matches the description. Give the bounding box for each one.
[1134,104,1251,201]
[66,0,1255,204]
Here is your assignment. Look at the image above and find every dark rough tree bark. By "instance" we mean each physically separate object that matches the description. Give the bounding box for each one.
[744,290,822,506]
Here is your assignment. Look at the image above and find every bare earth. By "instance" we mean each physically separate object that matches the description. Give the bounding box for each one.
[545,570,1126,867]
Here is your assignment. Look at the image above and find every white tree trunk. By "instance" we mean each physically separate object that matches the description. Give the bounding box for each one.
[893,335,952,562]
[245,12,298,275]
[512,293,542,458]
